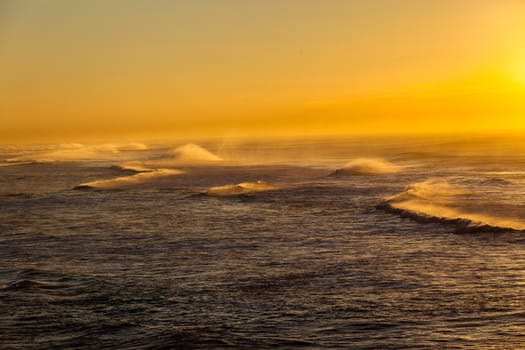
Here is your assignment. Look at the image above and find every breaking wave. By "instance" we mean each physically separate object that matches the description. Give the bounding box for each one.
[330,158,400,176]
[0,192,32,199]
[111,162,154,173]
[378,178,525,232]
[170,144,222,162]
[74,169,183,190]
[117,142,148,151]
[132,144,224,169]
[204,180,287,196]
[8,143,148,163]
[0,161,33,167]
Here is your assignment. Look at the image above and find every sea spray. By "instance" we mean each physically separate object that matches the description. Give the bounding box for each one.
[378,178,525,232]
[8,143,148,162]
[204,180,287,196]
[330,158,400,176]
[170,144,222,162]
[74,169,184,190]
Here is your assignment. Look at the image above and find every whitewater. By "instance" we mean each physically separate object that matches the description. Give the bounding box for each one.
[2,137,525,349]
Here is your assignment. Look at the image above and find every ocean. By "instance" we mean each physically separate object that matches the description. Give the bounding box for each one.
[2,136,525,349]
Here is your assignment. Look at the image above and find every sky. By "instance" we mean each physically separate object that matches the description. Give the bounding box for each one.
[1,0,525,143]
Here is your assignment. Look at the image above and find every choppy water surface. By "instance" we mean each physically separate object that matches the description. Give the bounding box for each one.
[2,136,525,349]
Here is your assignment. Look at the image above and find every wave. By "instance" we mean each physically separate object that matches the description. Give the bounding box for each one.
[0,192,32,199]
[8,143,149,163]
[116,143,224,170]
[74,169,183,190]
[399,178,472,200]
[0,268,97,292]
[117,142,148,151]
[330,158,400,176]
[0,161,34,167]
[204,180,287,196]
[110,162,154,173]
[472,177,514,187]
[169,144,222,162]
[378,178,525,232]
[0,279,58,291]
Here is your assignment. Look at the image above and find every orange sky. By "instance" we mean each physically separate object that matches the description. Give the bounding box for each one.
[1,1,525,143]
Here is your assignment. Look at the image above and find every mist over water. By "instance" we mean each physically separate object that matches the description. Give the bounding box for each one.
[75,169,184,190]
[7,143,149,163]
[331,157,401,176]
[3,136,525,349]
[380,178,525,231]
[205,180,289,196]
[169,143,223,162]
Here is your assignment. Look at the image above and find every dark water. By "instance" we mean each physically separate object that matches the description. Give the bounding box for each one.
[2,138,525,349]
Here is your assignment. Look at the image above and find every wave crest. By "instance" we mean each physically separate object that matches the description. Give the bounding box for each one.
[170,144,222,162]
[205,180,285,196]
[75,169,183,190]
[9,143,148,162]
[0,161,33,167]
[331,158,400,176]
[111,162,154,173]
[379,178,525,232]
